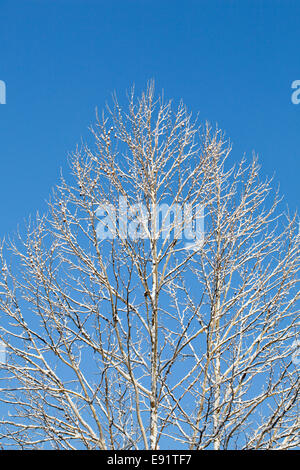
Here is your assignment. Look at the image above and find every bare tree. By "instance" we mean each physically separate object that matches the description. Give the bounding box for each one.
[0,84,299,450]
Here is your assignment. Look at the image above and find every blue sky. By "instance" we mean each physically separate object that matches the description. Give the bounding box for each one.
[0,0,299,236]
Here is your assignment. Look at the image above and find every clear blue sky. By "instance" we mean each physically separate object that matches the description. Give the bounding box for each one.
[0,0,299,236]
